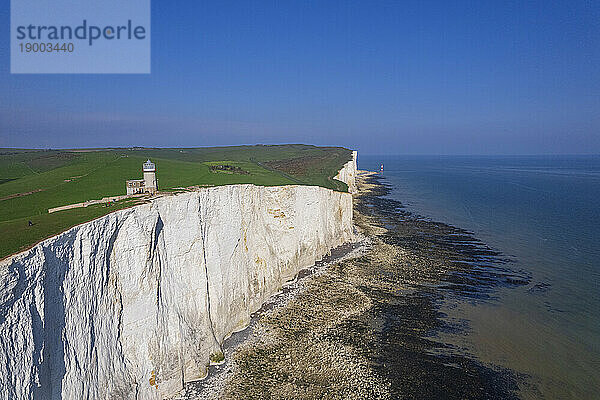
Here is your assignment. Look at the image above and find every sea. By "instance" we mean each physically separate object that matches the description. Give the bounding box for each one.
[359,155,600,399]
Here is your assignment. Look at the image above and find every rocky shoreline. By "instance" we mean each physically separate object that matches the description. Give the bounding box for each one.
[177,172,530,399]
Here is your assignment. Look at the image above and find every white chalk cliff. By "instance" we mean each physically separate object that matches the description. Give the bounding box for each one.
[0,156,357,399]
[334,151,358,194]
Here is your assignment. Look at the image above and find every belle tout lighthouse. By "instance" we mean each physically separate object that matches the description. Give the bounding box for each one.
[143,159,157,193]
[126,159,158,195]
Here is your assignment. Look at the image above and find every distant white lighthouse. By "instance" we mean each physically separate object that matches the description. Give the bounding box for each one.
[143,159,158,194]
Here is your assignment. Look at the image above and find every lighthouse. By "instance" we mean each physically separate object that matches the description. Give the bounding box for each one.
[125,159,159,195]
[143,159,158,194]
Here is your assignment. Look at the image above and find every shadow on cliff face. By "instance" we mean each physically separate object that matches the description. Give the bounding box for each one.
[212,174,529,400]
[34,244,71,400]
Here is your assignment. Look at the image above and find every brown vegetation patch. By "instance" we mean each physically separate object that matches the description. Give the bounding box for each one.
[0,188,45,202]
[209,165,250,175]
[264,155,329,177]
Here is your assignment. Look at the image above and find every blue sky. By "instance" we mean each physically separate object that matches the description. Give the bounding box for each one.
[1,0,599,154]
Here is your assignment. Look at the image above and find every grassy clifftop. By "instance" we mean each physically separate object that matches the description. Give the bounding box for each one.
[0,145,352,259]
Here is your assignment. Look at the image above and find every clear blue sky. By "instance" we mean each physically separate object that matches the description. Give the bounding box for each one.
[1,0,599,154]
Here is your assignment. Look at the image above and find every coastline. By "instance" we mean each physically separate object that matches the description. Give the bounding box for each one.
[0,183,354,399]
[170,240,368,400]
[185,171,531,399]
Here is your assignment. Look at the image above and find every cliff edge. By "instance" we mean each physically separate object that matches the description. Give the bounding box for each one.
[0,155,357,399]
[334,150,358,194]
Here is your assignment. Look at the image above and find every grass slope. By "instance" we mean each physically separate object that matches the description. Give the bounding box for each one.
[0,145,352,259]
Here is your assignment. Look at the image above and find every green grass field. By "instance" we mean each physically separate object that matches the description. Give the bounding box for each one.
[0,145,352,259]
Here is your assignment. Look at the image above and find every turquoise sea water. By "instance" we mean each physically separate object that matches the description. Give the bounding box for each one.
[360,155,600,399]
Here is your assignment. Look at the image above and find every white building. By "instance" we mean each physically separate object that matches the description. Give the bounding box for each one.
[126,179,145,195]
[126,159,158,195]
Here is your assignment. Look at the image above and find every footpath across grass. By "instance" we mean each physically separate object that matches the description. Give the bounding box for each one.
[0,145,352,259]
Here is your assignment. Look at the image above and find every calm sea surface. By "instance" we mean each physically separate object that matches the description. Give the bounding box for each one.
[360,155,600,399]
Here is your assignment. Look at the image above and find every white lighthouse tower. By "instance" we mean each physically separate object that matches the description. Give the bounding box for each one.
[143,159,158,194]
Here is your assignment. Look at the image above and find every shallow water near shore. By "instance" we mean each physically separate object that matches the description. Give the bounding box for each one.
[361,155,600,399]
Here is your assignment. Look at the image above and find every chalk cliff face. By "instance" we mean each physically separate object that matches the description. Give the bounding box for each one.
[334,150,358,194]
[0,182,354,399]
